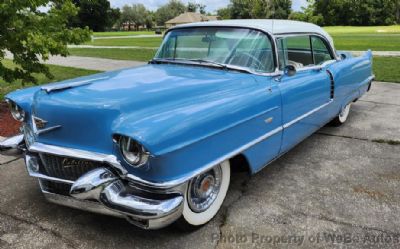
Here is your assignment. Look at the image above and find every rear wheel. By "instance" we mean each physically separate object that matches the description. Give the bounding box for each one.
[175,161,230,231]
[330,103,351,126]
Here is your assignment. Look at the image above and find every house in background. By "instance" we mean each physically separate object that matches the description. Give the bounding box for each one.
[165,12,219,28]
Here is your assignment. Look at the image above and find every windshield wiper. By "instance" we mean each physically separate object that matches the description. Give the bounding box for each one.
[184,59,227,69]
[150,58,252,74]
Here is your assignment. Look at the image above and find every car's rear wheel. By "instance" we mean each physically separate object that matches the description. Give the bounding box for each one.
[330,103,352,126]
[175,161,230,231]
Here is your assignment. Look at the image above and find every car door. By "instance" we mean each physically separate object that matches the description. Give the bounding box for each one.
[276,35,336,154]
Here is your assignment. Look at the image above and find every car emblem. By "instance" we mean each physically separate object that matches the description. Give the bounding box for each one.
[62,158,95,169]
[33,116,48,129]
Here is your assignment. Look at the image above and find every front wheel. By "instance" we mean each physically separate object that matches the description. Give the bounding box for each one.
[330,103,352,126]
[175,161,230,231]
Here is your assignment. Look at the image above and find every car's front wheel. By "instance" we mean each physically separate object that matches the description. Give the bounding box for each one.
[330,103,352,126]
[176,160,230,230]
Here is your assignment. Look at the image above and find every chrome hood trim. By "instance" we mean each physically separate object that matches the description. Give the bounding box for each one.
[41,76,109,93]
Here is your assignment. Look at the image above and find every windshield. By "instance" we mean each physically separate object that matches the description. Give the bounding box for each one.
[154,27,275,74]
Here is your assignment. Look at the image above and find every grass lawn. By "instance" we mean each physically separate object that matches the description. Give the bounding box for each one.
[0,60,100,100]
[86,37,162,47]
[93,31,155,37]
[69,48,157,61]
[331,34,400,51]
[324,25,400,34]
[373,57,400,83]
[87,26,400,51]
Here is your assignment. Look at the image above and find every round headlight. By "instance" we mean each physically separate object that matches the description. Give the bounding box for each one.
[7,100,25,122]
[119,136,149,167]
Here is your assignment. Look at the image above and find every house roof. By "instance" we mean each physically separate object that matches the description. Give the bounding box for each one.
[165,12,218,24]
[170,19,335,49]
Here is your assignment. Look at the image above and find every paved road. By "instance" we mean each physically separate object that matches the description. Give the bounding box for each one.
[0,82,399,249]
[68,45,159,49]
[5,52,146,71]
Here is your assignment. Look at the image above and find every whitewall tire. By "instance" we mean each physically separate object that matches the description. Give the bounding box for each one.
[176,160,230,230]
[331,103,352,126]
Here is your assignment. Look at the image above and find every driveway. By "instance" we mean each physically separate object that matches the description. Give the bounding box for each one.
[0,82,399,249]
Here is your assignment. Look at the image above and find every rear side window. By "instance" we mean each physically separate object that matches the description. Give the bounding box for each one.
[277,35,313,69]
[311,36,334,65]
[277,35,334,69]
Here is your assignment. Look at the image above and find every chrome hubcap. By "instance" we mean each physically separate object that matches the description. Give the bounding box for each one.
[187,165,222,213]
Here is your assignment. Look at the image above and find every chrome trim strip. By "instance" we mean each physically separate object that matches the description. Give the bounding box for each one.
[28,142,127,175]
[41,77,109,93]
[126,126,283,189]
[283,100,333,129]
[36,125,62,135]
[30,172,75,184]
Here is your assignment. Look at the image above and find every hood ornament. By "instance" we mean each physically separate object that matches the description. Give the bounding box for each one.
[31,115,61,136]
[33,116,47,129]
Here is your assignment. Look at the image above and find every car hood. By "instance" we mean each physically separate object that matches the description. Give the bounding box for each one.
[8,64,266,155]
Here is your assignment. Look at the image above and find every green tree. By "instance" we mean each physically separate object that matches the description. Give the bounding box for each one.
[289,1,324,25]
[145,12,155,30]
[217,7,232,19]
[0,0,90,84]
[187,2,207,14]
[155,0,186,26]
[219,0,292,19]
[119,4,149,30]
[312,0,397,26]
[70,0,119,32]
[187,2,198,12]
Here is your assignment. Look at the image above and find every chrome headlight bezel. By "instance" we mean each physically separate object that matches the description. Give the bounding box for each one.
[115,135,150,168]
[6,99,25,122]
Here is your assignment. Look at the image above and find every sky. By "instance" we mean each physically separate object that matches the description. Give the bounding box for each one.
[109,0,309,13]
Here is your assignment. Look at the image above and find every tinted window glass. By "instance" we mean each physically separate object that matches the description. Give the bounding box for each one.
[311,36,334,65]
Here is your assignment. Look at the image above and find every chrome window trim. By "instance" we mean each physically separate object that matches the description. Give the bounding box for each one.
[158,25,281,76]
[274,32,340,61]
[274,33,340,74]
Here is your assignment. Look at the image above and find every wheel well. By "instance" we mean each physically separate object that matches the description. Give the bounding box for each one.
[229,154,251,174]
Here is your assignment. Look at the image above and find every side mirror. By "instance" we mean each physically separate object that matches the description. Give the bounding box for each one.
[284,65,296,77]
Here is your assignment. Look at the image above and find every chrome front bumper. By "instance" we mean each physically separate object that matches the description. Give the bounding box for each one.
[1,135,186,230]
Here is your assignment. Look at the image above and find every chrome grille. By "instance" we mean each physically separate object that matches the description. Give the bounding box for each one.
[39,154,103,181]
[40,180,72,196]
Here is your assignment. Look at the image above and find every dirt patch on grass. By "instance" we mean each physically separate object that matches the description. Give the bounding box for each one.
[0,102,21,137]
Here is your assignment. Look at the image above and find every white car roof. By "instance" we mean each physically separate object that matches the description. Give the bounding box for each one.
[171,19,335,50]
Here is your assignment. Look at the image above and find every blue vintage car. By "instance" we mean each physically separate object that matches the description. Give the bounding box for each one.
[0,20,374,230]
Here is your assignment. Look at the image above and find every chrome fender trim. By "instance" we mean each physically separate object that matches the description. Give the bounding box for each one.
[0,134,24,156]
